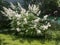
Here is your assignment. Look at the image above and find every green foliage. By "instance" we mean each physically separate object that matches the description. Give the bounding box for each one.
[45,23,60,39]
[41,0,58,15]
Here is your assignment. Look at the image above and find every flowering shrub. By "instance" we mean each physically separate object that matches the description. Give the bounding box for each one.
[1,2,51,36]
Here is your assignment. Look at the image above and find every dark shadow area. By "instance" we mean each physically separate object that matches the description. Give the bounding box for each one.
[0,0,11,30]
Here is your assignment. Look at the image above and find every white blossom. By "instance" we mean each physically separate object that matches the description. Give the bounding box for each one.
[28,4,33,11]
[24,18,27,24]
[15,14,21,18]
[40,22,51,30]
[25,11,29,16]
[43,15,48,20]
[10,2,16,9]
[47,22,51,27]
[37,11,41,16]
[28,4,39,14]
[34,18,41,23]
[40,25,49,30]
[21,8,26,14]
[17,21,21,25]
[16,28,20,32]
[8,8,13,12]
[37,29,41,34]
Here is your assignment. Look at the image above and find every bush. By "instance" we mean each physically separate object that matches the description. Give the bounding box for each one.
[1,2,52,36]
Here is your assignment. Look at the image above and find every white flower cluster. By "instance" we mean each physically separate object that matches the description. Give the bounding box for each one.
[28,4,41,16]
[40,22,51,30]
[43,15,48,20]
[1,7,22,20]
[2,2,51,35]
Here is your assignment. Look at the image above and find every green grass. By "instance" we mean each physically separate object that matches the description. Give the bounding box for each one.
[0,26,60,45]
[0,34,60,45]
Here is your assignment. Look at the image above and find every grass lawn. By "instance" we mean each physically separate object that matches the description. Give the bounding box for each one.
[0,33,60,45]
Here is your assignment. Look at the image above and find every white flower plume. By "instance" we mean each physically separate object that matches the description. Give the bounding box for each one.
[28,4,39,14]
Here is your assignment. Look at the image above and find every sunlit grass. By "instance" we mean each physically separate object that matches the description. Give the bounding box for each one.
[0,34,60,45]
